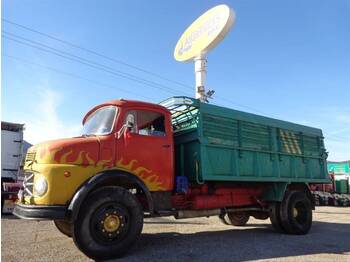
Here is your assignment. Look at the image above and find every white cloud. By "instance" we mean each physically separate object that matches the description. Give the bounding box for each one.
[22,87,81,144]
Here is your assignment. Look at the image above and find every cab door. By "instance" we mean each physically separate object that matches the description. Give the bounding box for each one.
[116,108,174,191]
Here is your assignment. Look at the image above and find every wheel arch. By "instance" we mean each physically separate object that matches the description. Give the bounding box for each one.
[263,182,314,209]
[287,182,315,209]
[67,169,154,221]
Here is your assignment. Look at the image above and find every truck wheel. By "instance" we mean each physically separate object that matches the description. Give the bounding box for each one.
[280,190,312,235]
[72,186,143,260]
[54,220,72,237]
[269,202,286,233]
[227,212,249,226]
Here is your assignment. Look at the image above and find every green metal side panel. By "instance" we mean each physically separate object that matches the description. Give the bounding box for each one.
[335,180,349,194]
[165,97,329,184]
[262,182,288,202]
[174,130,201,183]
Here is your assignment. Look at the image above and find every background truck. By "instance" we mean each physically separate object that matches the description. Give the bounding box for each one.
[311,161,350,206]
[1,121,31,213]
[14,96,330,260]
[1,121,25,183]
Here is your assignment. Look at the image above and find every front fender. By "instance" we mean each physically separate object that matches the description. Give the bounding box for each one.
[68,170,154,221]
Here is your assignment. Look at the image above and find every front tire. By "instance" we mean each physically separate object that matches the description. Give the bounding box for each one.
[279,190,312,235]
[54,220,72,237]
[72,186,143,260]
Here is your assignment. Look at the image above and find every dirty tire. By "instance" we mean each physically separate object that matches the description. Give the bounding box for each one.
[269,202,286,233]
[280,190,312,235]
[54,220,72,237]
[72,186,143,260]
[227,212,249,226]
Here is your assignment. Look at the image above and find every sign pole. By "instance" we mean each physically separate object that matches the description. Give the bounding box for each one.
[194,55,206,102]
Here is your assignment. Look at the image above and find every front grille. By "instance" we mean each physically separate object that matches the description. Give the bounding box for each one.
[25,152,36,163]
[23,172,34,196]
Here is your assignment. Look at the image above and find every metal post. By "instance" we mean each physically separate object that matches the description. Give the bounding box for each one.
[194,55,207,102]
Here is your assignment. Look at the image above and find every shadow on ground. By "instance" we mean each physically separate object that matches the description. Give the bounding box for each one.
[127,221,350,261]
[1,214,18,220]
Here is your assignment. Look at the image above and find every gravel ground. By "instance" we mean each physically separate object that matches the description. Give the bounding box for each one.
[2,206,350,262]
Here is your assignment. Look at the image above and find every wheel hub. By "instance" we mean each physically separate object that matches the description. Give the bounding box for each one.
[103,214,121,232]
[91,203,129,244]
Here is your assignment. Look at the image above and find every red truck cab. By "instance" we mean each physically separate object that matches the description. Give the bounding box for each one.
[110,99,175,191]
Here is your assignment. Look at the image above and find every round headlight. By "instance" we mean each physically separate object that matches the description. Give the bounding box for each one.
[34,175,48,197]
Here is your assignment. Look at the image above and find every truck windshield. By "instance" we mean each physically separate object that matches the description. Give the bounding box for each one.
[81,106,117,136]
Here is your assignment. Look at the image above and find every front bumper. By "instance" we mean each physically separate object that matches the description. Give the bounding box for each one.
[13,203,67,220]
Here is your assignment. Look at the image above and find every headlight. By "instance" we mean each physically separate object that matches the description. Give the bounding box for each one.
[34,174,48,197]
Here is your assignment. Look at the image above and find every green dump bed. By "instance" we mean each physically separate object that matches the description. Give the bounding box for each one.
[160,97,329,184]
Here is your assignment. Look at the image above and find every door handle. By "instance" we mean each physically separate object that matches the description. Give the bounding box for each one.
[162,144,171,148]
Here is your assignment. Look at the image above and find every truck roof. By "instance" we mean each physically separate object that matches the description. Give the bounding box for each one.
[83,99,169,124]
[105,99,167,110]
[1,121,25,132]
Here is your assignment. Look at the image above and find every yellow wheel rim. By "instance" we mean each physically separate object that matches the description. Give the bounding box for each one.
[103,215,121,232]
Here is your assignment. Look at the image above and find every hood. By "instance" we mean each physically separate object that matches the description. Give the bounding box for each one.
[27,137,100,166]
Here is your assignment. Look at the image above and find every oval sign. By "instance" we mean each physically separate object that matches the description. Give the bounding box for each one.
[174,5,236,62]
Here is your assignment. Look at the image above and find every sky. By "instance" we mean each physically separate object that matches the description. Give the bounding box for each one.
[2,0,350,161]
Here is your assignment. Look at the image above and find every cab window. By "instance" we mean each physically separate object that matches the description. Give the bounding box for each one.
[82,106,117,135]
[125,110,166,137]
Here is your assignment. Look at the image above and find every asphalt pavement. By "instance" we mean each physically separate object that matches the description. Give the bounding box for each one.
[2,206,350,262]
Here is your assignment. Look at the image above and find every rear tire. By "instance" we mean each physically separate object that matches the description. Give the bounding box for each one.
[279,190,312,235]
[54,220,72,237]
[72,186,143,260]
[269,202,286,233]
[227,212,249,226]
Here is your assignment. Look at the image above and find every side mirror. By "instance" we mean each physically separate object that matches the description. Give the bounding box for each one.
[126,120,134,130]
[117,121,135,139]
